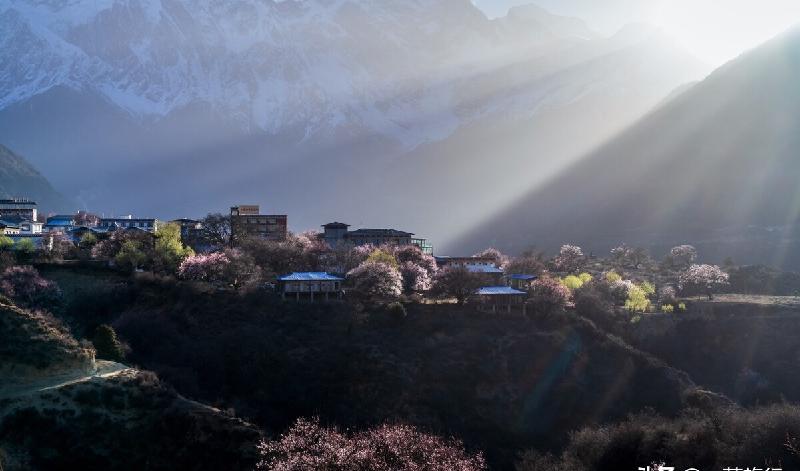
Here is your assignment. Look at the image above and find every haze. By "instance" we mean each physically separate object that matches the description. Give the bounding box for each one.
[476,0,800,65]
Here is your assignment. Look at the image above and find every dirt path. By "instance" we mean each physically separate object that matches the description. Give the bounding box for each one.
[0,360,130,401]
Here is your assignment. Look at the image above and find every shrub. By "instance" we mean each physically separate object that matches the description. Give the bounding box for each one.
[257,418,486,471]
[679,264,729,299]
[92,324,125,362]
[605,271,622,283]
[430,265,487,305]
[578,273,593,284]
[624,285,651,313]
[347,261,403,301]
[0,266,62,310]
[385,301,407,321]
[562,275,584,290]
[529,277,570,316]
[678,302,687,311]
[661,304,675,313]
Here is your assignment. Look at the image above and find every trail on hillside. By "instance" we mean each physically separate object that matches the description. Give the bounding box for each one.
[0,360,130,401]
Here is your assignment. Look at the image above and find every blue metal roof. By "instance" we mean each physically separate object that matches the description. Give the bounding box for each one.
[508,274,537,280]
[477,286,527,296]
[466,264,504,274]
[279,272,344,281]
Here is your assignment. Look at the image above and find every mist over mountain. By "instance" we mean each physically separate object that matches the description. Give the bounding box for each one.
[0,144,72,213]
[452,27,800,267]
[0,0,707,235]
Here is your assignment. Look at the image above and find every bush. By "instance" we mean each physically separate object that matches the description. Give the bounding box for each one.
[624,285,651,313]
[92,324,125,362]
[385,301,407,321]
[562,275,584,290]
[661,304,674,313]
[257,418,486,471]
[0,266,62,310]
[529,277,570,316]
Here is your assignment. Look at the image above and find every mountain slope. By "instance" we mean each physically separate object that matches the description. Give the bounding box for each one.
[0,144,72,213]
[451,27,800,266]
[0,0,708,233]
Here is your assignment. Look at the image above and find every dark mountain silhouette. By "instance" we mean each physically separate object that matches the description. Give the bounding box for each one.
[0,144,72,214]
[451,27,800,267]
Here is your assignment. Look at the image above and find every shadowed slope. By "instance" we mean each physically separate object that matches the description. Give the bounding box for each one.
[452,27,800,266]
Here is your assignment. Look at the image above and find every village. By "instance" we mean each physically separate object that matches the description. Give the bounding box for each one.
[0,197,736,317]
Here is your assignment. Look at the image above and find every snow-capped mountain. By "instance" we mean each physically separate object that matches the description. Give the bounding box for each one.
[0,0,710,238]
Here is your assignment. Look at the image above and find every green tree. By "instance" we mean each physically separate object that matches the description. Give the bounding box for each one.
[153,222,194,273]
[366,249,398,268]
[0,235,13,251]
[92,324,125,362]
[625,285,651,312]
[561,275,584,290]
[79,232,97,249]
[15,238,35,254]
[115,240,147,272]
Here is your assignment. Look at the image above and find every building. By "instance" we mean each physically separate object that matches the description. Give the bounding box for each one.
[0,216,43,235]
[172,218,203,239]
[98,217,158,232]
[231,205,287,242]
[322,222,433,254]
[507,274,537,291]
[0,198,37,222]
[44,215,77,233]
[474,286,527,314]
[435,256,497,268]
[0,220,20,235]
[278,272,344,301]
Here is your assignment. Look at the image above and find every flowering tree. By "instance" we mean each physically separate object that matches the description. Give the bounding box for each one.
[430,265,487,305]
[680,264,729,299]
[667,245,698,269]
[178,252,231,282]
[554,244,585,273]
[257,418,486,471]
[346,261,403,300]
[503,255,545,276]
[528,277,570,315]
[399,261,432,293]
[394,245,437,274]
[473,248,506,267]
[0,265,61,309]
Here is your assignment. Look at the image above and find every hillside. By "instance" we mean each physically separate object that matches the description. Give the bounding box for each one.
[452,26,800,266]
[0,145,71,213]
[105,279,697,468]
[0,297,261,471]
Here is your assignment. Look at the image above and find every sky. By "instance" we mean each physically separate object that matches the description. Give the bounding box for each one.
[474,0,800,66]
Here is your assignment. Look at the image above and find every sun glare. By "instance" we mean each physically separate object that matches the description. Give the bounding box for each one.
[654,0,800,65]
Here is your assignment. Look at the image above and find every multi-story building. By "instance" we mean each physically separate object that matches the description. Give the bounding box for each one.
[98,217,158,232]
[230,205,287,242]
[172,218,203,239]
[321,222,433,254]
[0,198,37,222]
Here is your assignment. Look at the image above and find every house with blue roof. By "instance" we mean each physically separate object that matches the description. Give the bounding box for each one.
[474,286,527,314]
[278,272,344,302]
[44,215,77,233]
[506,274,538,291]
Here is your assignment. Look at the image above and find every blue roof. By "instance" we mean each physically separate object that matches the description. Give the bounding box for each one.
[279,272,344,281]
[477,286,527,296]
[466,264,504,274]
[508,274,537,280]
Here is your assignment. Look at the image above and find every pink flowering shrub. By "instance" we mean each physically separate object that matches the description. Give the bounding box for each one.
[399,261,432,293]
[0,265,62,309]
[178,252,230,282]
[257,418,486,471]
[679,264,729,299]
[554,244,585,273]
[529,277,570,315]
[346,261,403,300]
[394,245,437,274]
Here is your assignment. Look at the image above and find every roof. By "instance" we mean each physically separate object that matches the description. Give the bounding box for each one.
[466,264,504,274]
[347,228,414,237]
[100,218,156,223]
[0,220,20,229]
[279,272,344,281]
[323,222,350,228]
[508,274,537,280]
[477,286,527,296]
[0,199,36,205]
